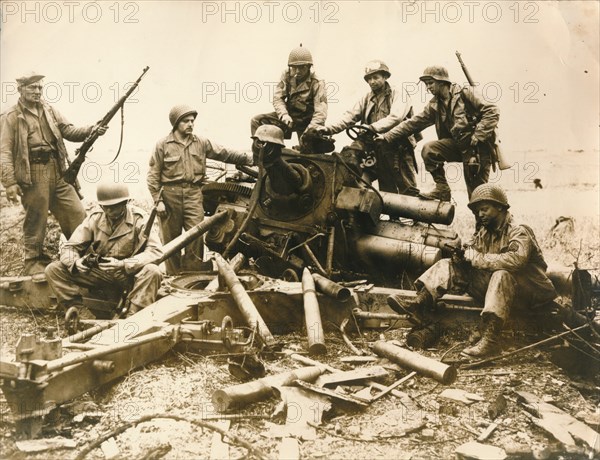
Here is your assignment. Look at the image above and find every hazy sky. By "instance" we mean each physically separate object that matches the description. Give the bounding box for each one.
[1,1,599,176]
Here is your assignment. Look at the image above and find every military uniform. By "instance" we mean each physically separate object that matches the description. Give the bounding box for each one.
[147,132,252,274]
[416,213,556,321]
[251,69,327,138]
[384,82,499,197]
[45,205,163,311]
[0,98,92,271]
[326,82,419,195]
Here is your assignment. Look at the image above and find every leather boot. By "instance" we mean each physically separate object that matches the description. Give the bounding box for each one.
[387,289,433,324]
[420,184,451,201]
[462,314,503,358]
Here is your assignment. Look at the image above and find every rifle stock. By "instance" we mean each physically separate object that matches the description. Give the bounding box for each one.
[134,186,163,255]
[455,52,511,171]
[63,66,150,185]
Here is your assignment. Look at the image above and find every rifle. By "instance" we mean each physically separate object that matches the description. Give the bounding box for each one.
[63,66,150,185]
[133,186,163,255]
[455,52,510,171]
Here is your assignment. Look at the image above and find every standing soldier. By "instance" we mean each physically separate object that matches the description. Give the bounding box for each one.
[378,66,499,201]
[0,72,107,275]
[387,184,558,358]
[317,60,420,196]
[45,182,163,317]
[147,105,253,275]
[250,44,327,142]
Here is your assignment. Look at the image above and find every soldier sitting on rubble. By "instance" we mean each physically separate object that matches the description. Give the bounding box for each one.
[387,184,561,358]
[45,182,163,317]
[317,60,420,196]
[250,44,327,142]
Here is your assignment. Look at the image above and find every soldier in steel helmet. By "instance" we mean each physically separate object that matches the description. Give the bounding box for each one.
[377,66,499,202]
[0,71,108,275]
[250,44,327,142]
[317,60,420,196]
[45,182,163,317]
[387,184,557,358]
[147,105,253,274]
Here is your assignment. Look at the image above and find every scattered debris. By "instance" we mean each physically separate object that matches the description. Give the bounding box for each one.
[439,388,485,405]
[209,420,230,460]
[315,366,389,387]
[15,436,77,453]
[487,394,508,420]
[455,441,507,459]
[100,437,120,459]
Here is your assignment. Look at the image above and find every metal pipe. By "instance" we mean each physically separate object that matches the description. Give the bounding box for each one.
[302,269,326,355]
[326,226,335,276]
[205,253,246,292]
[380,192,455,225]
[155,211,228,266]
[47,328,174,373]
[63,321,116,345]
[352,309,406,320]
[212,365,325,412]
[301,244,327,277]
[214,254,275,346]
[373,341,457,385]
[312,273,351,302]
[355,235,441,272]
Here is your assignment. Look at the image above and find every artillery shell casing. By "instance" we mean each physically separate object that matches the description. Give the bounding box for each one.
[302,269,326,355]
[212,365,325,412]
[214,254,275,346]
[373,340,457,385]
[312,273,351,302]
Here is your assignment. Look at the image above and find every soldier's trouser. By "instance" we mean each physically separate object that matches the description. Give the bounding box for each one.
[421,139,491,198]
[45,261,162,309]
[159,184,204,275]
[346,140,419,195]
[20,159,86,261]
[250,111,307,139]
[415,258,554,321]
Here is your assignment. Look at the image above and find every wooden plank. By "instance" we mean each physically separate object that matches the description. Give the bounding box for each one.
[315,366,389,387]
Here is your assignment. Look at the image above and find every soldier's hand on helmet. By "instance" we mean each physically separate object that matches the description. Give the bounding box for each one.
[94,123,109,136]
[280,114,293,127]
[98,257,125,274]
[315,126,331,135]
[5,184,23,204]
[156,201,167,218]
[75,257,91,274]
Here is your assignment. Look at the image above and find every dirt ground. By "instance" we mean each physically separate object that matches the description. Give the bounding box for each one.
[0,154,599,460]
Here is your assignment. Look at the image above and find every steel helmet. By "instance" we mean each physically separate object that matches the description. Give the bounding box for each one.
[252,125,286,146]
[419,66,451,83]
[364,60,391,81]
[468,184,510,211]
[288,45,313,66]
[97,182,130,206]
[169,105,198,128]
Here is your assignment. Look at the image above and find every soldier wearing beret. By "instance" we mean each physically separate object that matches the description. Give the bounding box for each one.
[0,72,107,275]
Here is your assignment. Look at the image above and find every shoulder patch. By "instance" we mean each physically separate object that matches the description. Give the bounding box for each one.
[508,241,520,252]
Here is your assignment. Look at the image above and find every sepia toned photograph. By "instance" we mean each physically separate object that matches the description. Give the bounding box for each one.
[0,1,598,458]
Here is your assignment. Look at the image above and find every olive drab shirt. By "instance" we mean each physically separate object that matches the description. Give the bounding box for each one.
[0,100,92,187]
[383,83,499,145]
[273,69,327,128]
[469,213,557,304]
[60,205,163,275]
[327,83,412,135]
[147,133,253,202]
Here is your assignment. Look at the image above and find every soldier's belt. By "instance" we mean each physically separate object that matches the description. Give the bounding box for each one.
[29,149,57,164]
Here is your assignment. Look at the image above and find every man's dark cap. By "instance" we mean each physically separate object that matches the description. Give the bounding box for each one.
[16,72,45,87]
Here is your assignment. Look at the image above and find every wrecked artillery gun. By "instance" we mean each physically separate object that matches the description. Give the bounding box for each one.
[0,133,595,439]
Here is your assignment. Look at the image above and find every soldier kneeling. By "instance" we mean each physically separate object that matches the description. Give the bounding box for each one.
[45,182,163,318]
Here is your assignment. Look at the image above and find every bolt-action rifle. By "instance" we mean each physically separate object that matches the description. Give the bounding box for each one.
[455,52,510,172]
[62,66,150,185]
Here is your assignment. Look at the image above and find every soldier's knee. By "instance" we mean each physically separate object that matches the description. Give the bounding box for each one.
[138,264,162,282]
[421,141,438,160]
[44,260,64,280]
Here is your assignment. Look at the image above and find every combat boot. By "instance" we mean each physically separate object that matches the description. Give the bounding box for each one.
[420,184,451,202]
[461,314,503,358]
[387,289,433,324]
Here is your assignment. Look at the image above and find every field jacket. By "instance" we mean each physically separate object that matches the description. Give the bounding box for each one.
[273,69,327,128]
[0,99,92,187]
[383,83,499,145]
[60,205,163,275]
[470,213,556,304]
[327,83,412,135]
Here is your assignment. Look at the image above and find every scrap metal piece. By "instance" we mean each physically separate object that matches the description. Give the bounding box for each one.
[302,268,326,355]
